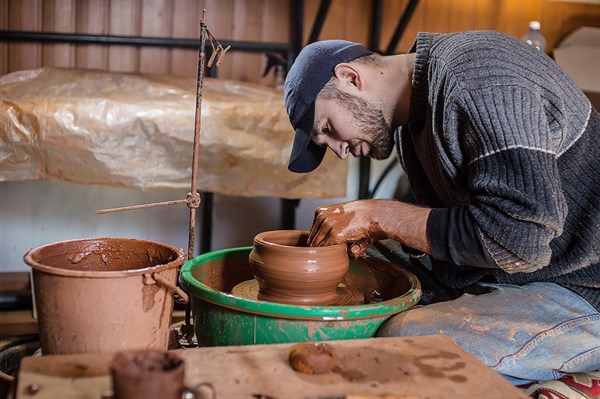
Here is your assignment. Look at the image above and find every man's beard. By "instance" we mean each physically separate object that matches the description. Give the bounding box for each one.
[354,102,394,160]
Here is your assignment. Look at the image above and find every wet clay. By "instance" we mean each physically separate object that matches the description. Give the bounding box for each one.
[232,279,365,306]
[111,349,185,399]
[26,238,181,274]
[248,230,349,306]
[24,238,186,355]
[308,202,385,258]
[293,345,469,385]
[289,342,336,374]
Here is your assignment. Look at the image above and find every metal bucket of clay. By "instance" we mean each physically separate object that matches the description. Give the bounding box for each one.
[24,238,186,355]
[179,247,421,346]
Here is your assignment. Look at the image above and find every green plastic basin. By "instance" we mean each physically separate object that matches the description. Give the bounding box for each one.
[179,247,421,347]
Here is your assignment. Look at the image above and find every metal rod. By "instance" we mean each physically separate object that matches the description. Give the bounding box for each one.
[385,0,420,55]
[308,0,331,44]
[187,12,208,261]
[370,0,383,52]
[369,160,398,199]
[357,0,386,201]
[287,0,304,69]
[0,30,290,52]
[95,199,188,214]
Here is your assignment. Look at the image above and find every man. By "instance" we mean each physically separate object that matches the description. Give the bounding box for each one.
[283,31,599,384]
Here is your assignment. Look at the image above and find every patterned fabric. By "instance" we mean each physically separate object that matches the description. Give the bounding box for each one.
[519,371,600,399]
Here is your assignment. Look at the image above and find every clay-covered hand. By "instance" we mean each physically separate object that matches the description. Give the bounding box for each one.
[308,199,388,258]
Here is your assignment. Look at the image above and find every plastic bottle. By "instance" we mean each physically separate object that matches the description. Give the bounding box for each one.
[274,64,285,90]
[522,21,547,53]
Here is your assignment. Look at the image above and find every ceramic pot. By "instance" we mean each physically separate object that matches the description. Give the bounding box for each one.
[248,230,349,306]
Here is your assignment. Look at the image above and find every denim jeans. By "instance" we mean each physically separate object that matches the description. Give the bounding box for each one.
[370,241,600,385]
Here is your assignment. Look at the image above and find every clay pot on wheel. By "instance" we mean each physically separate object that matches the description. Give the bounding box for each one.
[248,230,349,306]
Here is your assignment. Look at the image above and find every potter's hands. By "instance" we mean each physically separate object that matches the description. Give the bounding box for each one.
[308,199,389,258]
[308,199,433,258]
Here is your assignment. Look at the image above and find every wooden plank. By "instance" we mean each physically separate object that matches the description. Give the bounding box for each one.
[448,0,477,34]
[230,0,263,83]
[107,0,140,73]
[0,0,8,75]
[472,0,498,31]
[2,0,595,82]
[397,0,426,53]
[320,0,346,41]
[170,0,203,77]
[74,0,108,70]
[0,310,37,337]
[260,0,290,87]
[495,1,526,40]
[381,0,407,53]
[139,0,172,75]
[15,335,530,399]
[8,0,42,73]
[41,0,75,68]
[0,272,30,293]
[344,0,371,46]
[422,0,452,34]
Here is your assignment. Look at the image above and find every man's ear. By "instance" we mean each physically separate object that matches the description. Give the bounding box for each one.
[333,63,362,91]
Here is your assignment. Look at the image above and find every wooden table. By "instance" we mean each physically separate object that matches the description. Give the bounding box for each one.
[16,335,529,399]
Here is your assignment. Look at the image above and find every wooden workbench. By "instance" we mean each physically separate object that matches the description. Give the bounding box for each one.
[16,335,528,399]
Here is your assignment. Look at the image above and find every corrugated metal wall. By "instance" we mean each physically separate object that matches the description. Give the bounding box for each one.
[1,0,599,81]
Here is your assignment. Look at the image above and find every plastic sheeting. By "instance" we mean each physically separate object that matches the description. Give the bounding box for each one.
[0,68,347,199]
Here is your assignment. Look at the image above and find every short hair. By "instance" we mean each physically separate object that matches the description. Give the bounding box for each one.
[352,52,385,68]
[317,53,384,104]
[318,77,370,117]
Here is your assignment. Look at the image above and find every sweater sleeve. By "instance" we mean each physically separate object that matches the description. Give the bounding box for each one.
[456,85,568,274]
[428,207,497,268]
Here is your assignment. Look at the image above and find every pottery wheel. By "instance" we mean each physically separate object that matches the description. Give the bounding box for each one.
[231,279,365,306]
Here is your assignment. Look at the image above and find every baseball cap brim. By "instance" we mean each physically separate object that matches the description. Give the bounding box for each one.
[288,104,327,173]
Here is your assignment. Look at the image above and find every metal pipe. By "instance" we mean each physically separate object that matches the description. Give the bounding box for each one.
[370,0,383,52]
[187,16,208,262]
[385,0,420,55]
[289,0,304,67]
[0,30,291,53]
[307,0,331,44]
[357,0,386,200]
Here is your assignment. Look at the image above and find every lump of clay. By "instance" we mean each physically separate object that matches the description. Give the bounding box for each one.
[288,342,336,374]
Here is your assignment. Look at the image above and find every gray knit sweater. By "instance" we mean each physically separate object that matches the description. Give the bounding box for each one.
[397,31,599,309]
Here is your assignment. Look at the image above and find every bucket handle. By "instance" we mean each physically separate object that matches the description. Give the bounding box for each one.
[143,273,189,303]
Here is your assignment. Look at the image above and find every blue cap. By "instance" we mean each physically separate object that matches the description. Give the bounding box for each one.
[284,40,373,173]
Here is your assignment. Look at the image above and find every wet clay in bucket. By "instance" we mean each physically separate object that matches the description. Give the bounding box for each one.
[24,238,186,355]
[248,230,349,306]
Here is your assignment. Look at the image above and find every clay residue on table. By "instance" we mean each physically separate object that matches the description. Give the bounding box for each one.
[295,345,469,386]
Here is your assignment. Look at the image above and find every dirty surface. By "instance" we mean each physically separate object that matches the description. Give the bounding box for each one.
[15,336,530,399]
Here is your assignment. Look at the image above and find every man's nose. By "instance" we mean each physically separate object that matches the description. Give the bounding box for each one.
[332,141,349,159]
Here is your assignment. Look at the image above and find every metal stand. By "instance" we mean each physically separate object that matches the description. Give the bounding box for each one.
[95,10,228,348]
